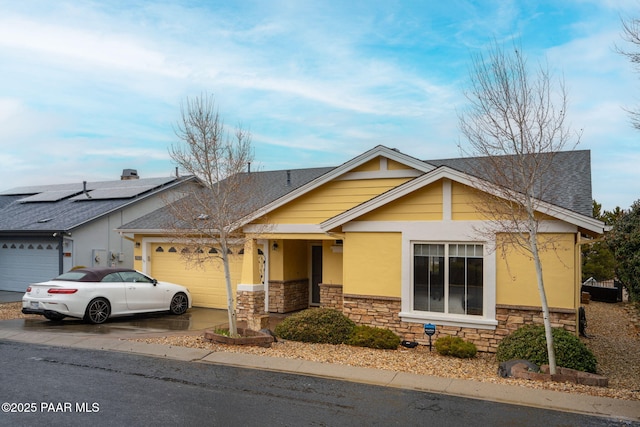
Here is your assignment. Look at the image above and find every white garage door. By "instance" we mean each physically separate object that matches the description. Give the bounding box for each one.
[0,239,60,292]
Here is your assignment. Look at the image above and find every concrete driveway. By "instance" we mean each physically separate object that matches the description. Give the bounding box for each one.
[0,289,229,338]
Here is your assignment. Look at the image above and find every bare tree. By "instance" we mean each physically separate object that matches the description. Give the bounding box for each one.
[458,42,580,375]
[618,16,640,129]
[166,93,256,336]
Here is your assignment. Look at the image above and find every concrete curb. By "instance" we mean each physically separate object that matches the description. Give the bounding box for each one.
[2,331,639,422]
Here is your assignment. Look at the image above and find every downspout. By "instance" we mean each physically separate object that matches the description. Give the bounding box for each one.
[575,233,581,333]
[57,231,64,274]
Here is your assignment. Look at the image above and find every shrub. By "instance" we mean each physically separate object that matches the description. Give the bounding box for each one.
[496,325,597,373]
[434,336,477,358]
[347,325,401,350]
[274,308,355,344]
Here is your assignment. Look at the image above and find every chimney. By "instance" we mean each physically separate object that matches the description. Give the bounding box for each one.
[121,169,139,180]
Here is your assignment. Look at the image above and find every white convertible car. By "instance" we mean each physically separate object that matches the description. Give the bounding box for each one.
[22,267,192,324]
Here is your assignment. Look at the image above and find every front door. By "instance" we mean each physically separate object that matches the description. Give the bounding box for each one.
[311,245,322,305]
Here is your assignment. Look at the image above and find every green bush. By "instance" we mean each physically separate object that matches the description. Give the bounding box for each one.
[496,325,597,373]
[274,308,355,344]
[347,325,401,350]
[434,336,477,358]
[606,199,640,302]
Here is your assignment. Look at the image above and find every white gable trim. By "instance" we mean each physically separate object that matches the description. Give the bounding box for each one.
[321,167,455,231]
[239,145,434,226]
[336,169,423,181]
[321,166,605,235]
[243,224,324,234]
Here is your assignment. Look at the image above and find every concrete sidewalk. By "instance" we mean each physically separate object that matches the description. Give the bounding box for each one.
[0,327,638,423]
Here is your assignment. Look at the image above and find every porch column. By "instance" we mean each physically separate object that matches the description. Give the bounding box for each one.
[237,239,269,330]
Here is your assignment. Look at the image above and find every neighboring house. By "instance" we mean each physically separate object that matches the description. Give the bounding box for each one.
[119,146,606,351]
[0,170,197,292]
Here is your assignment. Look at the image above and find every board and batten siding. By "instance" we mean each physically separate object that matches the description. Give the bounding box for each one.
[358,180,443,222]
[264,177,411,224]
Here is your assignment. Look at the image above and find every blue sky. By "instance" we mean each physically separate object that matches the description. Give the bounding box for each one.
[0,0,638,211]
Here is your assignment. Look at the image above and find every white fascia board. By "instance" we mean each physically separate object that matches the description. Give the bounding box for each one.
[117,229,169,235]
[239,145,434,226]
[342,145,436,175]
[539,207,605,235]
[335,169,423,181]
[444,170,605,234]
[243,223,324,234]
[342,219,577,234]
[321,166,606,236]
[141,235,242,246]
[118,228,219,236]
[321,167,455,231]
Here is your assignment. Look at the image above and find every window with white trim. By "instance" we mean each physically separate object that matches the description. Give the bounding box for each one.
[413,243,483,316]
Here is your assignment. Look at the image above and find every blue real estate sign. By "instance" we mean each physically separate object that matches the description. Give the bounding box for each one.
[424,323,436,351]
[424,323,436,336]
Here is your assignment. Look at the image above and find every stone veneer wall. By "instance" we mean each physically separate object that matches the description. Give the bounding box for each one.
[319,283,343,311]
[342,294,577,353]
[236,289,270,331]
[268,279,309,313]
[236,289,266,322]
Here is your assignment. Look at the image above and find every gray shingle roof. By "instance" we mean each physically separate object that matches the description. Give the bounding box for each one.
[119,167,335,231]
[426,150,592,216]
[118,149,594,232]
[0,176,193,233]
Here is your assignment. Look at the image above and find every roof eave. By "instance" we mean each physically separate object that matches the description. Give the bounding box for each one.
[242,145,435,225]
[320,166,606,236]
[67,176,198,231]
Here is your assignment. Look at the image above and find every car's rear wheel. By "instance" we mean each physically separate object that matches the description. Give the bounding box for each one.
[84,298,110,324]
[44,312,65,322]
[169,292,188,315]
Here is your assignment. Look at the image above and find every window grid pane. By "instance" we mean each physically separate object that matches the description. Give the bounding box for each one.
[413,243,483,316]
[413,244,445,312]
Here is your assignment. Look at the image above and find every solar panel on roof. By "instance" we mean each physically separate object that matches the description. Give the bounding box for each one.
[70,185,157,201]
[0,183,81,195]
[19,189,83,203]
[1,177,176,197]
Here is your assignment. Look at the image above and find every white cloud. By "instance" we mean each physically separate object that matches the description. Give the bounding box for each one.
[0,97,63,142]
[85,147,170,161]
[0,16,190,79]
[0,0,636,209]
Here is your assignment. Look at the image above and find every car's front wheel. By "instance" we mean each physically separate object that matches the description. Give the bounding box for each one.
[84,298,110,324]
[169,292,188,315]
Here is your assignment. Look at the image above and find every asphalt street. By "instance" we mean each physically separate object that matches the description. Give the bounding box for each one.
[1,341,634,427]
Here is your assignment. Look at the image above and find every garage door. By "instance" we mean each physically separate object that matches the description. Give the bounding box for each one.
[0,238,59,292]
[150,244,245,309]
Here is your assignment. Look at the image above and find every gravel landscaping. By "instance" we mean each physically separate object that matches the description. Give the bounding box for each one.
[1,300,638,401]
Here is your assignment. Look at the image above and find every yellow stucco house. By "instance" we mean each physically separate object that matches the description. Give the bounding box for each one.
[119,146,605,352]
